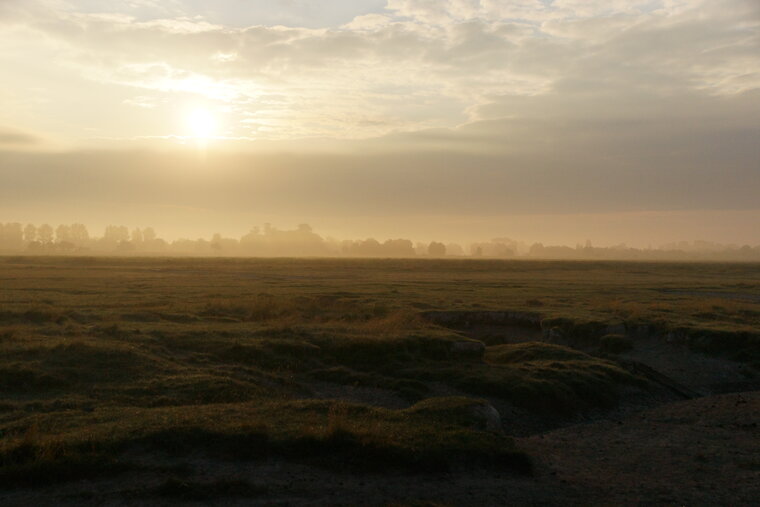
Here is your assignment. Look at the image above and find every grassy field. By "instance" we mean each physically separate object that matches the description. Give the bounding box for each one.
[0,256,758,502]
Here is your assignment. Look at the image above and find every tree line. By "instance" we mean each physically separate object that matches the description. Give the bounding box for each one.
[1,222,758,261]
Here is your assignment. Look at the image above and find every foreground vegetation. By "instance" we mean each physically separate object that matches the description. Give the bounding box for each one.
[0,256,757,501]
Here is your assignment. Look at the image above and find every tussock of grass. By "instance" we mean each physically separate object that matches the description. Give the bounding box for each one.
[0,326,19,341]
[0,399,531,487]
[199,295,401,325]
[0,365,65,393]
[15,342,164,386]
[0,425,129,488]
[314,334,455,367]
[310,366,430,401]
[219,339,323,370]
[98,374,269,407]
[0,307,67,325]
[486,342,590,363]
[408,342,646,414]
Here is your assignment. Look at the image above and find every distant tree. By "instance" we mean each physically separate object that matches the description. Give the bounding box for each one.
[104,225,129,243]
[142,227,156,242]
[427,241,446,257]
[70,223,89,244]
[382,238,415,257]
[55,224,72,243]
[131,228,143,244]
[359,238,381,256]
[38,224,53,244]
[529,243,545,256]
[211,233,222,252]
[23,224,37,243]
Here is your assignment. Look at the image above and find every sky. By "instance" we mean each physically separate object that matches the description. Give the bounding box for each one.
[0,0,758,246]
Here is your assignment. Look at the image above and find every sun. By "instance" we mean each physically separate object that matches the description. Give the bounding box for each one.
[186,108,216,139]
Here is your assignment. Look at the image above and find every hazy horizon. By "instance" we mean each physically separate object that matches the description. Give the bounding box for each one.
[3,220,759,262]
[1,0,758,246]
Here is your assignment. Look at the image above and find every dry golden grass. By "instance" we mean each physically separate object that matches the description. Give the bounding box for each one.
[0,256,756,494]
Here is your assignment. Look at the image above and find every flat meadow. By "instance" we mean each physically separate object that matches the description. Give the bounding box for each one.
[0,256,757,505]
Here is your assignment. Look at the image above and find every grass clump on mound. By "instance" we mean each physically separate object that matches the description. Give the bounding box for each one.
[485,342,591,363]
[0,398,531,488]
[420,342,645,414]
[0,424,131,489]
[132,398,528,473]
[198,295,409,326]
[305,340,646,415]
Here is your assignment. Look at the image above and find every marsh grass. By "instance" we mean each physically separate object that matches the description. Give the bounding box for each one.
[0,423,128,488]
[0,256,756,492]
[0,397,531,487]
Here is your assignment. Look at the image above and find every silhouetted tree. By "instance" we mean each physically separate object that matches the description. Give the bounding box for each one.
[382,238,415,257]
[38,224,53,244]
[23,224,37,243]
[104,225,129,243]
[142,227,156,242]
[55,224,71,243]
[70,223,89,244]
[427,241,446,257]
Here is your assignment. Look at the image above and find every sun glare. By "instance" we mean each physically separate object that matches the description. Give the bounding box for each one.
[186,108,216,139]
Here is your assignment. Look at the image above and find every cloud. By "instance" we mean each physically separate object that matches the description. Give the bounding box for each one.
[0,0,753,143]
[0,0,757,238]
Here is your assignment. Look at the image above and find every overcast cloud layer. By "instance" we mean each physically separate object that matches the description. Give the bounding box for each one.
[0,0,758,244]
